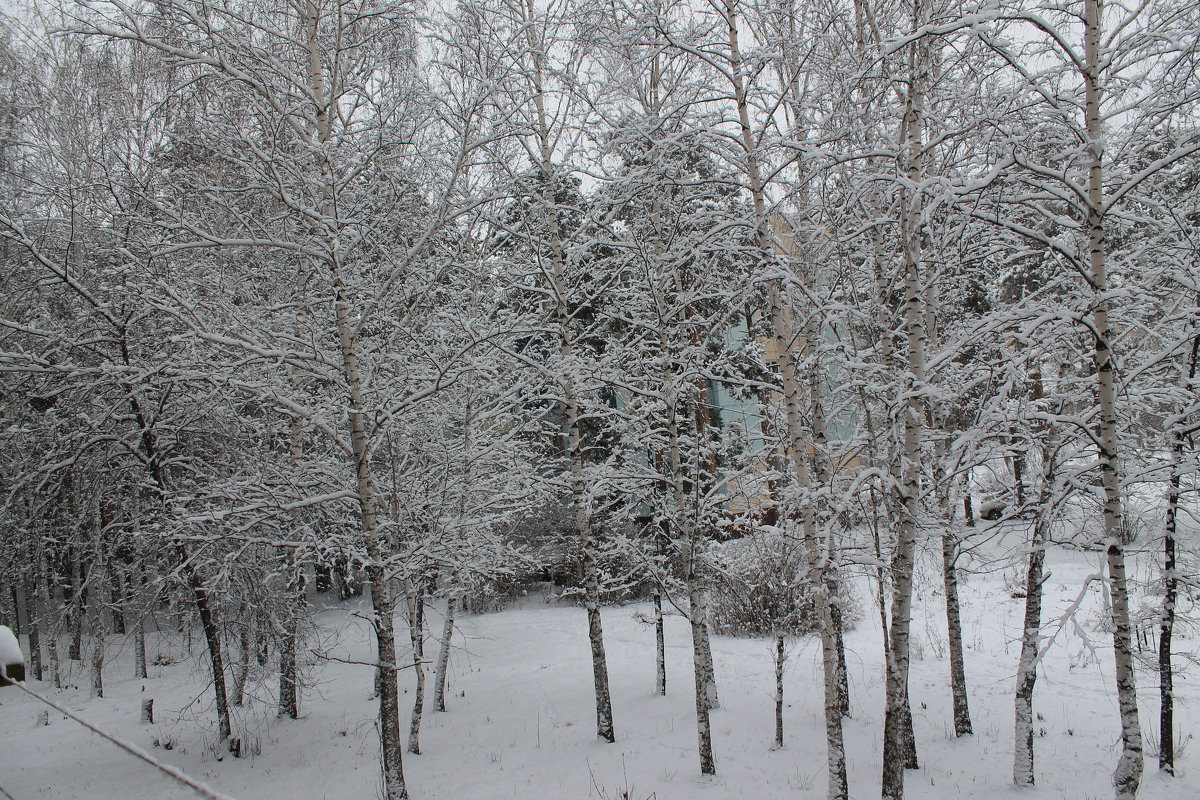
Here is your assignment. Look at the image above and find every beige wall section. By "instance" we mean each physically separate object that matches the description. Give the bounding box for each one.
[716,213,859,523]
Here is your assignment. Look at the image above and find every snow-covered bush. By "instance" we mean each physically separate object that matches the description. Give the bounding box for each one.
[707,531,857,638]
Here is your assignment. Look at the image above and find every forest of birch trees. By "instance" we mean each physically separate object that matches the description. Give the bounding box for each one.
[1,0,1198,798]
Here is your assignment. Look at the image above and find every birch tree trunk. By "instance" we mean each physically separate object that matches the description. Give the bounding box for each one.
[1159,306,1197,775]
[334,262,408,797]
[90,580,106,698]
[279,552,304,720]
[89,501,107,698]
[1013,422,1058,787]
[406,579,426,755]
[882,15,930,795]
[518,0,614,741]
[109,562,126,636]
[433,594,455,713]
[1083,2,1143,795]
[189,565,232,743]
[300,2,408,788]
[833,603,849,719]
[720,0,847,788]
[694,596,718,711]
[233,621,251,708]
[654,590,666,696]
[804,306,849,797]
[133,563,148,680]
[773,633,785,748]
[69,543,83,661]
[37,528,61,689]
[689,580,716,775]
[25,578,42,681]
[924,274,971,738]
[961,470,975,527]
[941,532,971,736]
[1159,440,1181,776]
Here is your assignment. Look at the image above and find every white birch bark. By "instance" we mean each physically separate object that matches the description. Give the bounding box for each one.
[405,579,426,755]
[1013,415,1058,787]
[1082,3,1143,795]
[433,594,456,713]
[882,12,930,795]
[1160,316,1197,775]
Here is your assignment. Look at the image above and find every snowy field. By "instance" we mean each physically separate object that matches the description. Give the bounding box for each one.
[4,545,1197,800]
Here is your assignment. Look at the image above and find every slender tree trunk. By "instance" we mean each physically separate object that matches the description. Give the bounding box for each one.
[870,485,891,658]
[961,470,975,527]
[1082,3,1142,796]
[89,504,108,699]
[301,0,408,782]
[517,0,615,740]
[689,582,716,775]
[1106,542,1142,799]
[1159,316,1197,775]
[279,552,304,720]
[942,532,971,736]
[25,578,42,681]
[69,545,84,661]
[1014,425,1057,786]
[832,598,850,718]
[188,563,233,743]
[134,563,148,680]
[725,0,848,784]
[1159,445,1180,776]
[654,590,666,696]
[880,4,935,792]
[278,607,296,716]
[333,258,407,797]
[694,593,718,711]
[774,633,785,748]
[1011,429,1028,509]
[924,271,971,740]
[1013,521,1046,786]
[90,574,106,698]
[37,533,61,689]
[803,307,849,800]
[233,622,251,708]
[882,64,928,800]
[110,562,127,636]
[433,594,456,713]
[406,579,427,755]
[335,307,407,794]
[366,562,406,799]
[584,544,615,741]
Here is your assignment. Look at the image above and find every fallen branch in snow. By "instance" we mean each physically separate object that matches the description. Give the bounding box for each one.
[1033,571,1103,671]
[312,652,420,672]
[9,681,240,800]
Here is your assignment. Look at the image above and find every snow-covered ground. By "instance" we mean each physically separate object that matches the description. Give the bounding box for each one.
[4,544,1197,800]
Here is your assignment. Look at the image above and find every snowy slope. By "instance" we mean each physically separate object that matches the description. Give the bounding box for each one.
[2,546,1196,800]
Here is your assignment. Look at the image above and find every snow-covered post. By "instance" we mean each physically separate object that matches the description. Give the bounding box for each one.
[0,624,23,685]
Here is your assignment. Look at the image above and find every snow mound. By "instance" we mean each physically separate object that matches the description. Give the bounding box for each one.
[0,625,21,665]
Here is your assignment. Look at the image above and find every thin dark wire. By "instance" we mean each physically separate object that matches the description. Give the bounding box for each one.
[8,681,238,800]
